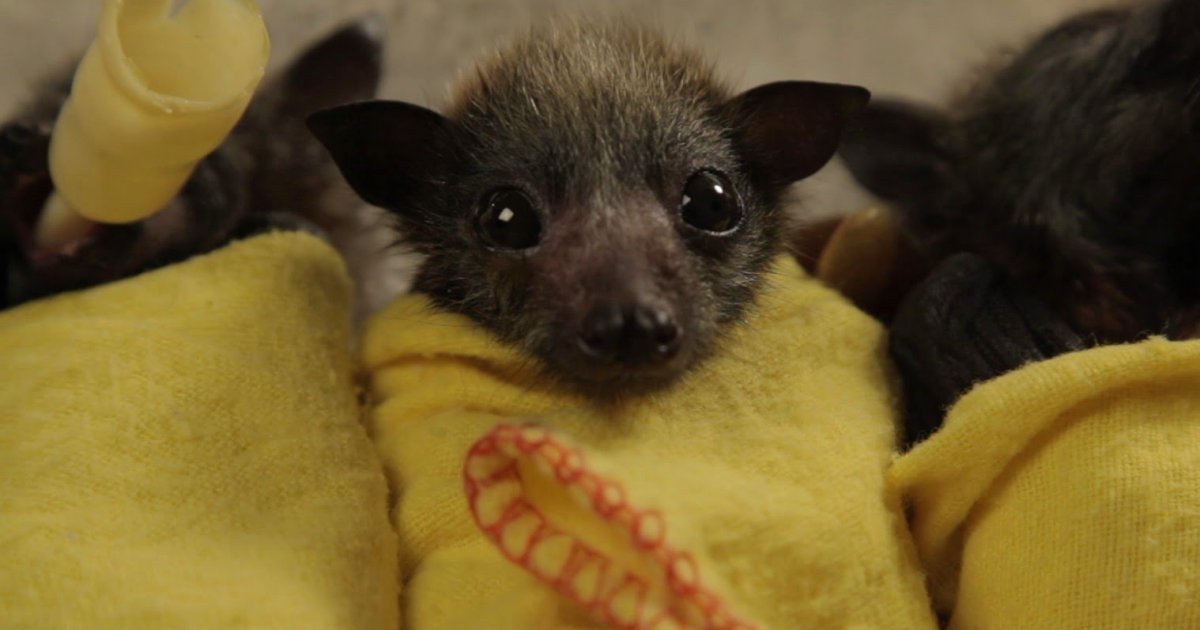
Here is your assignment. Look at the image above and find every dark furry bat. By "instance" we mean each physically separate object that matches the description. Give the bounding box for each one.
[890,253,1087,445]
[840,0,1200,344]
[309,20,869,394]
[0,16,390,311]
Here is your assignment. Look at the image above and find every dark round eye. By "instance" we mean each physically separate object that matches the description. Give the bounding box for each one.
[680,170,741,234]
[0,123,36,148]
[476,188,542,250]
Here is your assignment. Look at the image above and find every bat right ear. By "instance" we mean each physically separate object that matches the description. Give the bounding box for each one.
[307,100,455,211]
[724,81,870,188]
[279,14,386,115]
[836,99,957,209]
[1127,0,1200,88]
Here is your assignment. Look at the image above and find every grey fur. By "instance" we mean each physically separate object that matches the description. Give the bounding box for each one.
[311,19,868,394]
[840,0,1200,341]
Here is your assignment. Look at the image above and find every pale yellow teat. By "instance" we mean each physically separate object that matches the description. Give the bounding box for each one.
[43,0,269,232]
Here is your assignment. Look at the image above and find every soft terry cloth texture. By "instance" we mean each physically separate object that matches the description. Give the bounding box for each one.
[363,256,937,629]
[0,233,397,630]
[891,337,1200,629]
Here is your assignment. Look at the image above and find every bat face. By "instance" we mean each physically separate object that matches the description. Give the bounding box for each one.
[429,80,765,390]
[311,21,869,393]
[839,0,1200,342]
[0,17,386,309]
[0,108,245,306]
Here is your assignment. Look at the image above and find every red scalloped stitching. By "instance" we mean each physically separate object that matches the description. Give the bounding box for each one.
[463,422,757,630]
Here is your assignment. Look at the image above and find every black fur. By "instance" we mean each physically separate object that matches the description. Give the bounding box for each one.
[840,0,1200,342]
[311,20,868,394]
[890,254,1085,445]
[0,17,387,308]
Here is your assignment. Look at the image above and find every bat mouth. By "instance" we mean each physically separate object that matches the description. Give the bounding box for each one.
[1,122,110,276]
[572,358,686,382]
[547,338,697,398]
[3,171,102,268]
[1,169,117,307]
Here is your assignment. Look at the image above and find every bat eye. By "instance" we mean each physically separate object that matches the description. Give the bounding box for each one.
[0,123,36,149]
[680,170,741,234]
[476,188,542,250]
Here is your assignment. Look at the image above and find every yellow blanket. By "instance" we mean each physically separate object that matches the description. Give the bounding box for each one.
[891,337,1200,629]
[7,225,1193,629]
[362,256,937,629]
[0,233,397,629]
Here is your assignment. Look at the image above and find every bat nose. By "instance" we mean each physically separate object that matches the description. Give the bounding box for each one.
[578,302,681,365]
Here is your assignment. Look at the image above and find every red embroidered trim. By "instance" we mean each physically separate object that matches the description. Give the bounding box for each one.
[463,423,756,630]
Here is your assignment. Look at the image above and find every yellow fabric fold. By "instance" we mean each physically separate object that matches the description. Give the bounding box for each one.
[0,233,398,630]
[891,337,1200,629]
[363,256,937,629]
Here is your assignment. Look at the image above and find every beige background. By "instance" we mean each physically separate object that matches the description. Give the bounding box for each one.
[0,0,1108,218]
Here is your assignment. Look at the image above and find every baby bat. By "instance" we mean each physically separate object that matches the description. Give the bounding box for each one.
[839,0,1200,344]
[0,16,394,312]
[309,19,869,394]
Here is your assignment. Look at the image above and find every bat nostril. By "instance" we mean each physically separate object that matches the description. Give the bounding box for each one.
[578,302,682,366]
[652,308,680,347]
[634,305,680,349]
[578,304,626,362]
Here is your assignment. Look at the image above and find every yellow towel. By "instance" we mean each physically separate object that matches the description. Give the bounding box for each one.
[363,256,937,629]
[891,337,1200,629]
[0,233,397,630]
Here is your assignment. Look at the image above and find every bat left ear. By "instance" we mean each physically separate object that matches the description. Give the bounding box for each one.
[1128,0,1200,88]
[307,100,455,213]
[724,81,870,187]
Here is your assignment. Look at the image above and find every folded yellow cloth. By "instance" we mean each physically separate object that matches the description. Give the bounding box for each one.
[363,256,937,629]
[891,337,1200,629]
[0,233,397,630]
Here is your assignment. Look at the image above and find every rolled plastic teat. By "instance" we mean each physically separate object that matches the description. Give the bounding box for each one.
[40,0,269,240]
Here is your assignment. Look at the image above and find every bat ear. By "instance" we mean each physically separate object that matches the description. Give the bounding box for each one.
[1128,0,1200,88]
[307,100,455,212]
[725,81,870,187]
[837,99,957,209]
[277,14,386,114]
